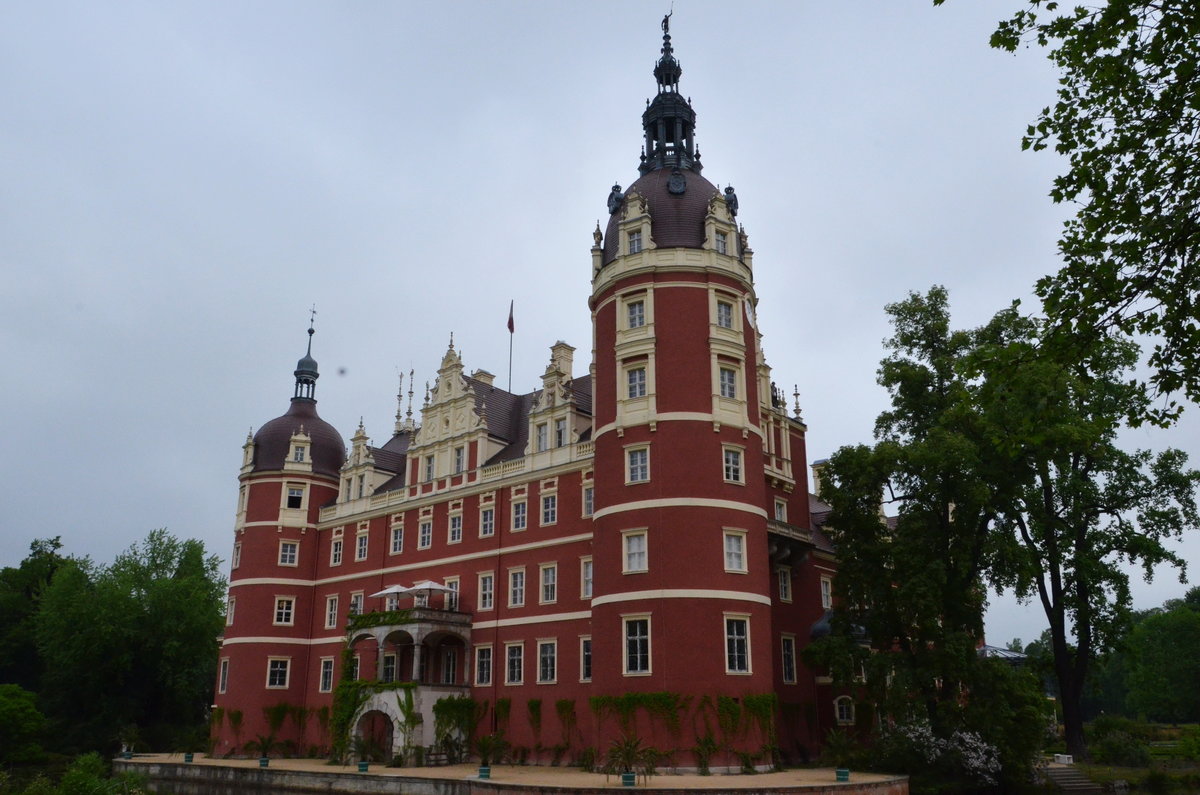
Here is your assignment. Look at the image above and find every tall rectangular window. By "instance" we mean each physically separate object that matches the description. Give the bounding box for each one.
[442,648,458,685]
[535,423,548,452]
[724,449,743,483]
[330,538,343,566]
[356,533,368,560]
[226,597,236,626]
[724,531,746,572]
[554,418,568,447]
[419,521,432,549]
[623,531,647,572]
[717,300,733,329]
[267,658,290,689]
[583,487,594,517]
[478,573,494,610]
[274,597,294,626]
[424,455,435,481]
[581,557,593,599]
[512,502,527,531]
[781,636,798,684]
[319,658,335,692]
[381,654,397,683]
[719,367,737,398]
[390,526,404,554]
[627,367,647,398]
[540,564,557,604]
[232,542,242,569]
[506,643,523,684]
[292,445,306,462]
[726,617,749,673]
[580,637,592,681]
[715,230,728,255]
[449,515,463,543]
[537,641,557,683]
[445,578,459,611]
[324,595,339,629]
[774,499,788,522]
[349,592,363,616]
[286,487,303,509]
[542,495,557,525]
[454,446,465,474]
[821,577,833,610]
[777,567,793,602]
[218,658,230,694]
[475,646,493,686]
[480,508,495,537]
[628,231,643,255]
[624,618,650,674]
[628,448,649,482]
[509,569,525,607]
[279,541,298,566]
[357,474,365,498]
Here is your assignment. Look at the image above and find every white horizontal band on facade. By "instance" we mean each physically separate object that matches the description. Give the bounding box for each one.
[591,498,768,521]
[471,610,592,630]
[590,589,772,607]
[593,417,764,442]
[220,635,345,647]
[229,532,594,591]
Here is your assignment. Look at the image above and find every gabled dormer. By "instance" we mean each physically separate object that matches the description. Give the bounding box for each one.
[407,339,489,485]
[339,422,378,502]
[527,342,584,460]
[283,427,314,473]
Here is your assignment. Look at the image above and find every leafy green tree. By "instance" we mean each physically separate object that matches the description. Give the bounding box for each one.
[936,0,1200,412]
[0,684,46,765]
[973,311,1200,757]
[36,529,225,753]
[0,538,66,691]
[1126,603,1200,722]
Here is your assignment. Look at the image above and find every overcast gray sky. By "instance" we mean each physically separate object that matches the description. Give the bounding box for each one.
[2,1,1196,649]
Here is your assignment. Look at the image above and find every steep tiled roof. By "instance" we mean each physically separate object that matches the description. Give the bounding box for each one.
[602,168,719,265]
[252,399,345,477]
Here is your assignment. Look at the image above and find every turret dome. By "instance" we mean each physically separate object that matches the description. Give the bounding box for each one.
[252,399,345,477]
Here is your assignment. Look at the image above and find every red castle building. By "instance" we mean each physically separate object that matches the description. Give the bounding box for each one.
[212,20,848,770]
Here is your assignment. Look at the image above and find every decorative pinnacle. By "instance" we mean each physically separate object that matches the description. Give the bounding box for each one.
[307,305,316,353]
[793,385,803,421]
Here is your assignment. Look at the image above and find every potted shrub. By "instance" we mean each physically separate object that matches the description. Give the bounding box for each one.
[604,733,656,787]
[475,732,509,780]
[244,733,279,768]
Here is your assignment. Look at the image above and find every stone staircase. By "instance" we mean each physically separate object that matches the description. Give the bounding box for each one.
[1044,764,1103,794]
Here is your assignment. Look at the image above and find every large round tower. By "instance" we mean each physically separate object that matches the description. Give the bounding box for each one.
[212,324,346,756]
[589,18,775,760]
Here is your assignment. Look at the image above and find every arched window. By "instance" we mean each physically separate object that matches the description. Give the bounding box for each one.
[835,696,855,726]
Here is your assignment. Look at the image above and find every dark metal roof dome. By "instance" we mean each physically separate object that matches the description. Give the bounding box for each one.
[251,319,345,477]
[602,167,718,264]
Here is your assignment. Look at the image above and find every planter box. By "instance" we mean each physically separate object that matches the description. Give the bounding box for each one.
[478,766,490,779]
[836,768,850,782]
[183,753,194,764]
[258,757,269,768]
[621,771,636,787]
[357,761,369,773]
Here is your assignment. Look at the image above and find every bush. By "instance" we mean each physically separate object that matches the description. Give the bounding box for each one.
[1178,726,1200,762]
[1090,731,1151,767]
[1089,714,1149,742]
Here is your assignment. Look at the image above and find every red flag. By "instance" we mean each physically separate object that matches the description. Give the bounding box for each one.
[507,300,514,334]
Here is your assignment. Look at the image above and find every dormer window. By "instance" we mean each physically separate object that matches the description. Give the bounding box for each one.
[554,418,568,447]
[454,446,465,474]
[424,455,435,481]
[356,474,365,499]
[535,423,548,453]
[628,230,643,254]
[293,446,306,462]
[715,231,728,255]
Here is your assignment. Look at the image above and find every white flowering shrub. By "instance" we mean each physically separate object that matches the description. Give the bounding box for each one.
[875,720,1001,789]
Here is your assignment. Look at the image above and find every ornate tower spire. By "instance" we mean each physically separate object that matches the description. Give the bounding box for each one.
[293,311,319,401]
[640,13,700,175]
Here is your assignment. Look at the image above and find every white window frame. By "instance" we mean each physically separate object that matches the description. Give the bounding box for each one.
[480,507,495,537]
[716,299,734,329]
[349,591,364,616]
[232,542,242,569]
[541,494,557,525]
[418,521,432,550]
[540,563,557,604]
[835,696,855,726]
[580,556,593,599]
[478,572,494,611]
[454,445,465,474]
[330,538,343,566]
[324,594,339,629]
[821,576,833,610]
[622,529,648,573]
[781,634,798,685]
[218,657,230,694]
[319,657,335,693]
[554,417,568,447]
[582,486,594,517]
[725,614,751,674]
[723,529,747,573]
[273,596,295,626]
[285,485,304,510]
[628,231,643,256]
[535,423,548,452]
[719,367,737,399]
[715,230,728,255]
[278,540,298,567]
[292,444,306,462]
[627,447,649,483]
[723,446,744,484]
[355,532,368,561]
[424,454,435,481]
[266,657,290,689]
[579,636,592,682]
[774,499,788,522]
[512,501,527,531]
[509,567,526,607]
[444,576,459,611]
[626,366,647,399]
[505,642,524,685]
[537,639,557,684]
[623,615,651,676]
[448,514,463,544]
[777,567,793,603]
[475,644,493,686]
[226,596,236,626]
